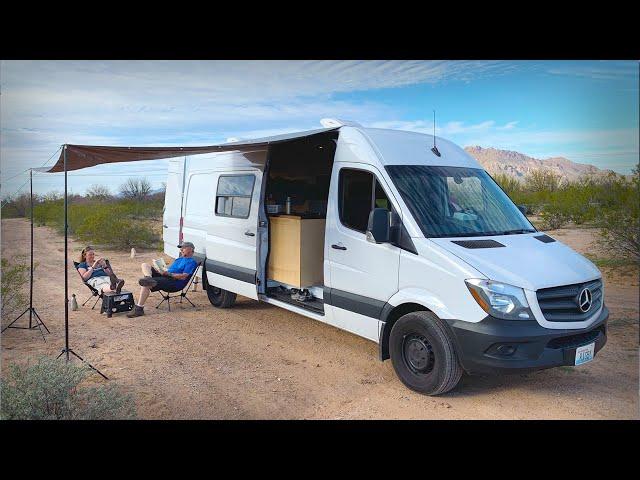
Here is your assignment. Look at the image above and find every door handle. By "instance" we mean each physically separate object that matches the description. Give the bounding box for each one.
[163,224,168,228]
[331,243,347,250]
[245,231,255,237]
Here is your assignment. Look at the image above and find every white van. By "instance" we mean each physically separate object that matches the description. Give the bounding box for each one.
[163,119,608,395]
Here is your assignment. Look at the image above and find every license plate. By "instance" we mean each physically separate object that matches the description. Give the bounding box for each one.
[575,342,595,366]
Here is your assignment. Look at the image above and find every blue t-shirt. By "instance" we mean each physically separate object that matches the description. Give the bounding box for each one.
[77,262,107,280]
[168,256,198,288]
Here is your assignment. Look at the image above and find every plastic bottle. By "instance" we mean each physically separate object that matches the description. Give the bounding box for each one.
[286,196,291,215]
[71,294,79,311]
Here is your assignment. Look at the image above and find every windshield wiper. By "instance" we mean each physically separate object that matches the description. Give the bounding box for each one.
[499,229,536,235]
[429,229,536,239]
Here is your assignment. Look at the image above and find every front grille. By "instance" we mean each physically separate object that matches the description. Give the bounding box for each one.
[536,279,603,322]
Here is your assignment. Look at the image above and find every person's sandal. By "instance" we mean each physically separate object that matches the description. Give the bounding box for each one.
[115,279,125,294]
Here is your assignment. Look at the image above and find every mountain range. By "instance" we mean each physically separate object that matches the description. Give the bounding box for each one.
[464,146,615,182]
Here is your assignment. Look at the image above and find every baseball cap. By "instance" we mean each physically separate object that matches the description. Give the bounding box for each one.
[177,241,195,249]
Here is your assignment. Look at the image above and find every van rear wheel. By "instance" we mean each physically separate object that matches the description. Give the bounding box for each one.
[389,311,463,395]
[206,284,237,308]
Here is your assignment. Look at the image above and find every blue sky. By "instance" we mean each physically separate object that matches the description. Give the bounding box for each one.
[1,60,637,197]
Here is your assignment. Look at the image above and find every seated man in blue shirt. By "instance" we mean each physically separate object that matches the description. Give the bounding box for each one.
[127,241,198,318]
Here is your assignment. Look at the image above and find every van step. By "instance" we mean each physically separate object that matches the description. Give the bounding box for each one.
[267,286,324,314]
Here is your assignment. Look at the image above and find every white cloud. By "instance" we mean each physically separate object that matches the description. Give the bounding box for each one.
[368,119,516,136]
[1,60,515,195]
[546,60,639,81]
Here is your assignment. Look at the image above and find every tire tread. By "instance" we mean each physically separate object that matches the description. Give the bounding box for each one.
[390,311,463,395]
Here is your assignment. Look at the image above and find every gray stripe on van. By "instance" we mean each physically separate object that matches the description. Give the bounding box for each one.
[323,288,386,319]
[204,258,256,285]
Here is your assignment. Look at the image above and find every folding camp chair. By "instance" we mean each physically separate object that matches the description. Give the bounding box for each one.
[155,262,202,312]
[73,261,103,310]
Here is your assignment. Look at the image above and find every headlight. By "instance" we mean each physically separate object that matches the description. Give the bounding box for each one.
[465,279,533,320]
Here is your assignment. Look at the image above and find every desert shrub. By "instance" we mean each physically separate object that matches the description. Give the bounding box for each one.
[539,206,571,230]
[86,184,112,201]
[0,356,136,420]
[1,256,31,321]
[492,173,522,196]
[119,178,152,201]
[31,179,163,250]
[76,205,159,249]
[594,166,639,260]
[596,210,639,261]
[525,169,562,193]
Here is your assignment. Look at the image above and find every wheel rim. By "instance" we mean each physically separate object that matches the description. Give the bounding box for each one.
[209,286,221,296]
[402,334,435,375]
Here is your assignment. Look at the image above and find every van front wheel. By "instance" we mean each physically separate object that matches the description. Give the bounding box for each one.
[389,311,463,395]
[206,284,237,308]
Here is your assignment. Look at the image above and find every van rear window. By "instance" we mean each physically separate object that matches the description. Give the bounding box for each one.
[215,174,255,218]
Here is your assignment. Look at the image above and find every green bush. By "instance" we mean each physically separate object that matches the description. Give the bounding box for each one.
[539,206,571,230]
[28,179,164,250]
[0,356,136,420]
[1,256,31,321]
[492,173,522,196]
[76,205,159,249]
[525,169,562,193]
[594,167,639,261]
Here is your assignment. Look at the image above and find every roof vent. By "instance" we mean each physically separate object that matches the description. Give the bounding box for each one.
[452,239,506,249]
[320,118,362,128]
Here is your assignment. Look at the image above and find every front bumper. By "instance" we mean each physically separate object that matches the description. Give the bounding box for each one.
[444,306,609,375]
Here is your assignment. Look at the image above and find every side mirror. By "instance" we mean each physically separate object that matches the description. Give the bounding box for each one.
[366,208,391,243]
[517,204,528,215]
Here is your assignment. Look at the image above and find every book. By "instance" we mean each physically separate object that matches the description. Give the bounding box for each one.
[152,258,168,273]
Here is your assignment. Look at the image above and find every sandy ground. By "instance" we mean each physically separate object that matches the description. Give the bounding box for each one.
[1,218,638,419]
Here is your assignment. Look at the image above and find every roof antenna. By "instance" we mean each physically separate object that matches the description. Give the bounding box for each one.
[431,109,441,157]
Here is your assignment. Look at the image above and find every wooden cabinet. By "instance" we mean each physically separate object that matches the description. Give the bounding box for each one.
[267,215,325,288]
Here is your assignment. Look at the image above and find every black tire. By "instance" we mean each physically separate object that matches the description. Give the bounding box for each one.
[389,311,463,395]
[206,284,237,308]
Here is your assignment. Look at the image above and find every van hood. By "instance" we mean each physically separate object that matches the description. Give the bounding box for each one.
[429,233,601,291]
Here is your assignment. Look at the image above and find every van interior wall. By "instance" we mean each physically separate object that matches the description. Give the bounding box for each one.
[265,132,338,214]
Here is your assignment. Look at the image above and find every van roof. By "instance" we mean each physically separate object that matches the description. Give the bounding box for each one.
[356,127,481,168]
[219,125,481,169]
[216,126,339,147]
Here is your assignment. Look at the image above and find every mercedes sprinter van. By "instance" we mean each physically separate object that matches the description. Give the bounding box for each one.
[163,119,608,395]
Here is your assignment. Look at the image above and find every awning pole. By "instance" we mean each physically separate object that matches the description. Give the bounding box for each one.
[64,145,69,360]
[56,144,108,379]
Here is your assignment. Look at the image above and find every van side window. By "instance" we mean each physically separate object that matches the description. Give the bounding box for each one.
[339,168,391,233]
[215,174,255,218]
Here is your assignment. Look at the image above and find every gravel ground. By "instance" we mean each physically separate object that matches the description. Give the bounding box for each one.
[1,218,638,419]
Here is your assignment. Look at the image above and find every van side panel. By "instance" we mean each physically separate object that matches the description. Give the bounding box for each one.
[182,172,214,264]
[179,150,266,300]
[391,239,487,322]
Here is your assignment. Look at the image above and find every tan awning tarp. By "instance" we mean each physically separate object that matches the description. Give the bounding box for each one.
[44,127,338,173]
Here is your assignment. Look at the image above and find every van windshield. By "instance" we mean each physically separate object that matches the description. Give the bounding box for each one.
[385,165,535,238]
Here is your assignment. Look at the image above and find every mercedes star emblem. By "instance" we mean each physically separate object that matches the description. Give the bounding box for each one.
[578,287,593,313]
